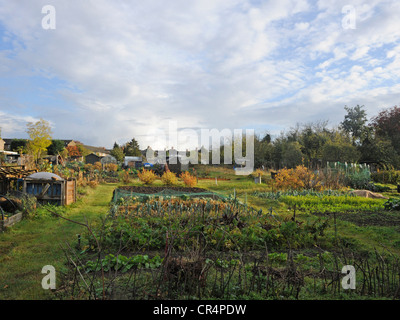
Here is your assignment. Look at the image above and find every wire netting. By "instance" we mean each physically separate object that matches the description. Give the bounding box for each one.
[112,187,228,203]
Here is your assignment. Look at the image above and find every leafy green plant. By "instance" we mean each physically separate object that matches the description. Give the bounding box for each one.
[280,195,385,213]
[83,254,163,273]
[384,199,400,211]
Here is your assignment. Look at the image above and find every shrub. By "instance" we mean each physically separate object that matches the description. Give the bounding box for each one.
[345,169,371,189]
[121,170,130,184]
[104,163,118,172]
[84,163,94,172]
[94,161,102,171]
[161,170,178,186]
[384,198,400,211]
[138,169,157,185]
[88,180,98,188]
[371,170,400,185]
[275,165,322,191]
[180,171,197,187]
[318,168,346,190]
[251,169,264,178]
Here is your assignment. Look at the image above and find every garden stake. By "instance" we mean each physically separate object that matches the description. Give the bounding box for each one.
[334,212,337,244]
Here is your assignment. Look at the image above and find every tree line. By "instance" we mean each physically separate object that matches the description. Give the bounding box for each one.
[253,105,400,170]
[3,104,399,170]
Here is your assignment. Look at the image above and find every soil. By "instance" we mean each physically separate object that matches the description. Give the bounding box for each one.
[315,210,400,227]
[117,186,210,194]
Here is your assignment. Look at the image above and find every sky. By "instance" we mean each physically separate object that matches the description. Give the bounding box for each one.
[0,0,400,150]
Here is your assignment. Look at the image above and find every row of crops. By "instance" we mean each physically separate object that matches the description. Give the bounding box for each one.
[57,188,400,300]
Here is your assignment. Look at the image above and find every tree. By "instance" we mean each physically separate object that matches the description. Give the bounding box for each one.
[261,133,271,144]
[359,127,399,168]
[282,141,304,168]
[10,139,28,153]
[77,145,91,157]
[322,141,360,163]
[66,145,81,158]
[299,125,328,167]
[340,105,368,145]
[124,138,142,156]
[370,105,400,154]
[111,145,125,163]
[47,139,65,155]
[254,135,274,168]
[26,119,52,162]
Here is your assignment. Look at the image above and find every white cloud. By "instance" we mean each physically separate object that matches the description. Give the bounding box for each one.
[0,0,399,148]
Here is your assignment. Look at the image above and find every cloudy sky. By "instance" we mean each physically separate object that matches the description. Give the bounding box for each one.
[0,0,399,149]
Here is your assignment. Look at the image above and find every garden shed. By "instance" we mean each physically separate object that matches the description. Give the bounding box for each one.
[23,172,76,206]
[85,153,102,165]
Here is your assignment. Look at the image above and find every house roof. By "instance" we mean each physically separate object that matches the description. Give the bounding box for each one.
[83,145,109,154]
[85,153,102,159]
[2,138,23,145]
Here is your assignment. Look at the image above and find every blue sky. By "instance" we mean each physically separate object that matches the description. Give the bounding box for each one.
[0,0,400,149]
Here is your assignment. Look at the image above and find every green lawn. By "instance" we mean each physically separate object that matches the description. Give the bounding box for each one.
[0,183,117,300]
[1,166,399,300]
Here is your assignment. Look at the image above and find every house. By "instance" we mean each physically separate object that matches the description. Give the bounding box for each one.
[62,140,81,148]
[1,138,27,151]
[83,145,109,157]
[124,156,143,168]
[2,139,13,151]
[0,139,19,164]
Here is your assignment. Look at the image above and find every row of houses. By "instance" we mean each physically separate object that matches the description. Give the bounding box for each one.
[1,138,220,173]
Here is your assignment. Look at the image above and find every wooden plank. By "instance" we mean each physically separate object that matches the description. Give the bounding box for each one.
[39,183,51,198]
[0,212,23,231]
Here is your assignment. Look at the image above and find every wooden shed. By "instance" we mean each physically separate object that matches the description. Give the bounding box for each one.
[23,172,76,206]
[85,153,102,165]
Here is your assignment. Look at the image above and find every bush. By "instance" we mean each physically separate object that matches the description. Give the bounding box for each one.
[94,162,102,171]
[121,170,130,184]
[161,170,178,186]
[84,164,94,172]
[275,165,322,191]
[104,163,118,172]
[251,169,264,178]
[384,199,400,211]
[371,170,400,185]
[180,171,197,187]
[88,180,98,188]
[138,169,157,185]
[345,169,371,189]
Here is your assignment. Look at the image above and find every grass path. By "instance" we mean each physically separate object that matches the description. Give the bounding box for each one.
[0,183,117,300]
